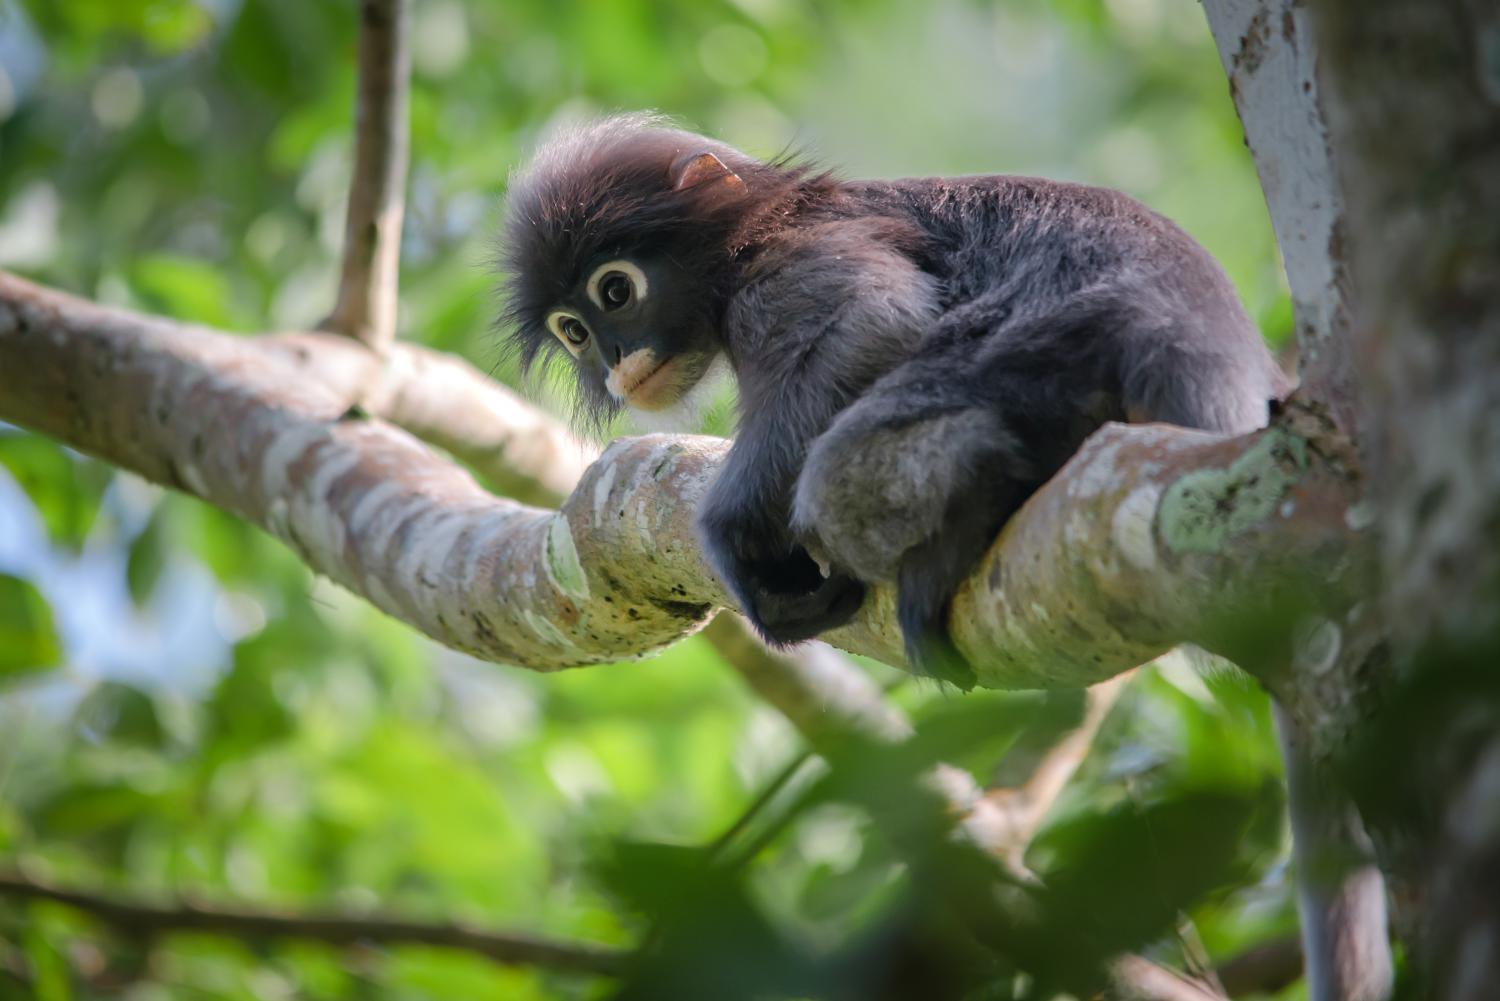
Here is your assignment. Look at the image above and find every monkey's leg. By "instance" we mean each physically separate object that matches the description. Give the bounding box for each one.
[792,394,1034,688]
[892,487,1027,690]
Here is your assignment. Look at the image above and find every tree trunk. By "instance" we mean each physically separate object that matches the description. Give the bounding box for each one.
[1201,4,1393,996]
[1310,1,1500,996]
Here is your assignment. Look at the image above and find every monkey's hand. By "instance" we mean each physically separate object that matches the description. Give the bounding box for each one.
[746,568,866,645]
[697,497,866,645]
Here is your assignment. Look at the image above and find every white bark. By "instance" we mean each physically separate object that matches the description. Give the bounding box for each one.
[1204,0,1356,429]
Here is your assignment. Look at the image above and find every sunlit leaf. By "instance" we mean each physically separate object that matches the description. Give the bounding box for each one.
[130,253,238,328]
[0,573,63,679]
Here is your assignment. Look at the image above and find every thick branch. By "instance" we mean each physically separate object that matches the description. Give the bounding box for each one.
[322,0,410,352]
[260,333,592,507]
[0,869,622,976]
[0,271,1369,690]
[944,400,1367,692]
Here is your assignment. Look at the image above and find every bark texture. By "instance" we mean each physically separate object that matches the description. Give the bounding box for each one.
[0,2,1415,996]
[1310,1,1500,996]
[1205,0,1357,432]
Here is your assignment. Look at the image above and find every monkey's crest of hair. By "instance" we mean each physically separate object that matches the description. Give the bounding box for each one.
[496,112,832,433]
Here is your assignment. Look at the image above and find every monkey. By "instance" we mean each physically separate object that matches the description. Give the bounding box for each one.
[497,114,1288,689]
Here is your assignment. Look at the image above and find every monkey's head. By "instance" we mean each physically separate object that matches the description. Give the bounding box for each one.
[498,114,802,430]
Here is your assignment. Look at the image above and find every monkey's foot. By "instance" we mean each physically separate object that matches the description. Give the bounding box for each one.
[748,573,866,646]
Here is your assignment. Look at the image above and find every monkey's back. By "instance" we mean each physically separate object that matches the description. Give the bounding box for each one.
[836,175,1287,434]
[844,176,1231,321]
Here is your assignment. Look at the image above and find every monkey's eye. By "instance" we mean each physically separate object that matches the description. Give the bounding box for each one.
[546,311,591,351]
[586,259,648,312]
[600,272,633,310]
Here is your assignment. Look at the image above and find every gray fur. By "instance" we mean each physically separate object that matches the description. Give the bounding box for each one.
[793,409,1012,583]
[497,118,1288,679]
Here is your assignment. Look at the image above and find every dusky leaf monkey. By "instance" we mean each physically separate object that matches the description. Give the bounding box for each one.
[498,114,1286,688]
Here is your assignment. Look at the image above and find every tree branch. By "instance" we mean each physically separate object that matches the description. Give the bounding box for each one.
[0,270,1369,692]
[322,0,411,352]
[1274,703,1391,1001]
[259,332,593,507]
[0,269,1280,998]
[0,869,623,976]
[1204,0,1356,433]
[1110,954,1230,1001]
[968,672,1131,867]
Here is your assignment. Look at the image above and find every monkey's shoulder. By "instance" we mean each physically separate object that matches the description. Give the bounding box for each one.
[739,215,933,290]
[728,219,942,355]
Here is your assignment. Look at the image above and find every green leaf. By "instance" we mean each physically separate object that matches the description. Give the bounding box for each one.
[130,254,238,328]
[0,573,64,680]
[204,640,296,753]
[125,507,169,607]
[1022,782,1280,989]
[23,910,73,1001]
[75,681,169,749]
[0,434,105,548]
[36,783,157,837]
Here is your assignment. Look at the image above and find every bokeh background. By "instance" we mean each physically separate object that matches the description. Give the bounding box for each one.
[0,0,1299,998]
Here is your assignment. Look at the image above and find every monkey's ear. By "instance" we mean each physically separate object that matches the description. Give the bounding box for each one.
[670,150,745,193]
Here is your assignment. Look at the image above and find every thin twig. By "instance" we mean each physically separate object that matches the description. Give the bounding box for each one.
[963,671,1132,866]
[0,870,625,977]
[706,750,815,865]
[323,0,411,352]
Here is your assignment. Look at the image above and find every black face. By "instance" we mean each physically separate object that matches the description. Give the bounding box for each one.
[545,254,720,413]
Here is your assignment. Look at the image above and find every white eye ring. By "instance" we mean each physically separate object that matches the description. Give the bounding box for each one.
[546,310,591,353]
[586,259,648,310]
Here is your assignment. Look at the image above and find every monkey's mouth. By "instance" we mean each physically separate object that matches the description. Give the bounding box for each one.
[622,356,683,410]
[609,347,717,412]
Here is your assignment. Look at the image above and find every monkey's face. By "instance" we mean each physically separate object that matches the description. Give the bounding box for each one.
[544,254,720,413]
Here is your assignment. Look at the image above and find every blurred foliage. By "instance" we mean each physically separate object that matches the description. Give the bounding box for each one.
[0,0,1303,997]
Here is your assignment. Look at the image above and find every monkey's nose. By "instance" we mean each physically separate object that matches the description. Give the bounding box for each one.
[612,344,623,365]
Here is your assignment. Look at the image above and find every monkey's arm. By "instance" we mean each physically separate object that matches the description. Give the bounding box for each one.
[697,219,942,644]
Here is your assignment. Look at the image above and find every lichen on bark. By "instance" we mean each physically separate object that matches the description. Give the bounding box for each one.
[1158,426,1310,556]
